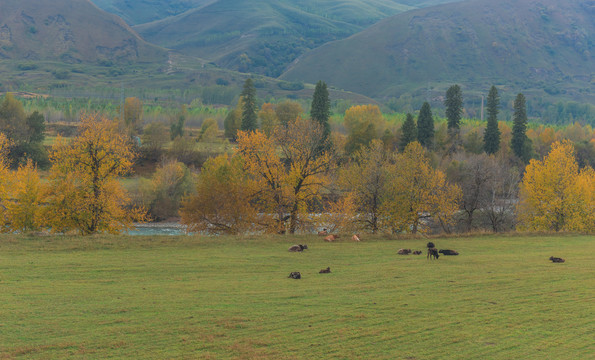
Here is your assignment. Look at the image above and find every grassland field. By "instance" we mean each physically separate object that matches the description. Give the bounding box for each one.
[0,233,593,359]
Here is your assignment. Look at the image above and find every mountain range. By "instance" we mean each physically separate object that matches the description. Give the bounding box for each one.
[0,0,593,110]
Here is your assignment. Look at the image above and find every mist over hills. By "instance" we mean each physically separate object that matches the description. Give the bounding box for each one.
[0,0,167,63]
[281,0,594,103]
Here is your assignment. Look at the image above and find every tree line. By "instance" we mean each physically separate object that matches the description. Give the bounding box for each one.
[0,83,593,235]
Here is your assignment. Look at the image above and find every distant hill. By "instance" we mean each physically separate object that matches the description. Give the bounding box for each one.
[90,0,216,25]
[281,0,595,103]
[134,0,463,77]
[0,0,167,63]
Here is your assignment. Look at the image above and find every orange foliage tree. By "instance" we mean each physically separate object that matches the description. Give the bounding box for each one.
[44,114,145,234]
[518,140,595,232]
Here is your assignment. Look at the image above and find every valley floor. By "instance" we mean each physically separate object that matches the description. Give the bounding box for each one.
[0,233,593,359]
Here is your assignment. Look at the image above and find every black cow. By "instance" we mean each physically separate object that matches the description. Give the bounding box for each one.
[319,267,331,274]
[288,272,302,279]
[427,248,439,260]
[288,244,308,252]
[439,249,459,256]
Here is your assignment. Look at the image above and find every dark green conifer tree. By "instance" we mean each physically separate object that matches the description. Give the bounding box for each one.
[399,113,417,151]
[483,86,501,154]
[511,93,529,161]
[417,102,434,148]
[310,80,331,140]
[445,84,463,133]
[240,78,257,131]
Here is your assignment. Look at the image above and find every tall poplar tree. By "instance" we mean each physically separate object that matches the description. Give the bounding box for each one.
[240,78,257,131]
[417,102,434,148]
[511,93,529,161]
[399,113,417,151]
[483,86,501,154]
[445,84,463,133]
[310,80,331,141]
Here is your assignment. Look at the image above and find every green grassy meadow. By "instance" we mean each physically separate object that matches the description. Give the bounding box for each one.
[0,234,593,359]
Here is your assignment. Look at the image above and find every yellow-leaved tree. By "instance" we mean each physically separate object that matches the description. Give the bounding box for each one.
[237,117,333,234]
[44,114,146,234]
[237,129,290,233]
[258,103,278,137]
[5,159,45,232]
[277,117,333,233]
[180,154,259,234]
[343,104,386,155]
[383,141,462,234]
[338,139,391,233]
[518,140,595,232]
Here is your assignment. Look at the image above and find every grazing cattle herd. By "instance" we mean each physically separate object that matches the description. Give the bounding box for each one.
[288,233,566,279]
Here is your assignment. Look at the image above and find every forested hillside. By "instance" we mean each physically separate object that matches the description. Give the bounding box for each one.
[90,0,215,25]
[133,0,461,76]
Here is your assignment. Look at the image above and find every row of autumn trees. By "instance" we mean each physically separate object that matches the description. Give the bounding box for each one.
[0,83,592,235]
[178,80,594,235]
[180,120,595,235]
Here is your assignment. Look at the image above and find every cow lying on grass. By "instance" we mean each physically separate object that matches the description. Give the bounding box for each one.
[412,250,422,255]
[288,272,301,279]
[324,234,340,242]
[318,229,328,236]
[288,244,308,252]
[352,234,361,242]
[439,249,459,256]
[549,256,565,263]
[319,267,331,274]
[397,248,412,255]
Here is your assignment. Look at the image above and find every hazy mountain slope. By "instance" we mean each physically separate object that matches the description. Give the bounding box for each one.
[281,0,594,101]
[0,0,167,63]
[90,0,216,25]
[134,0,460,77]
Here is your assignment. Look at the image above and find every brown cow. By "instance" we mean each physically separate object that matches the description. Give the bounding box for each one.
[318,229,329,236]
[397,248,412,255]
[319,267,331,274]
[324,234,340,242]
[412,250,422,255]
[352,234,361,242]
